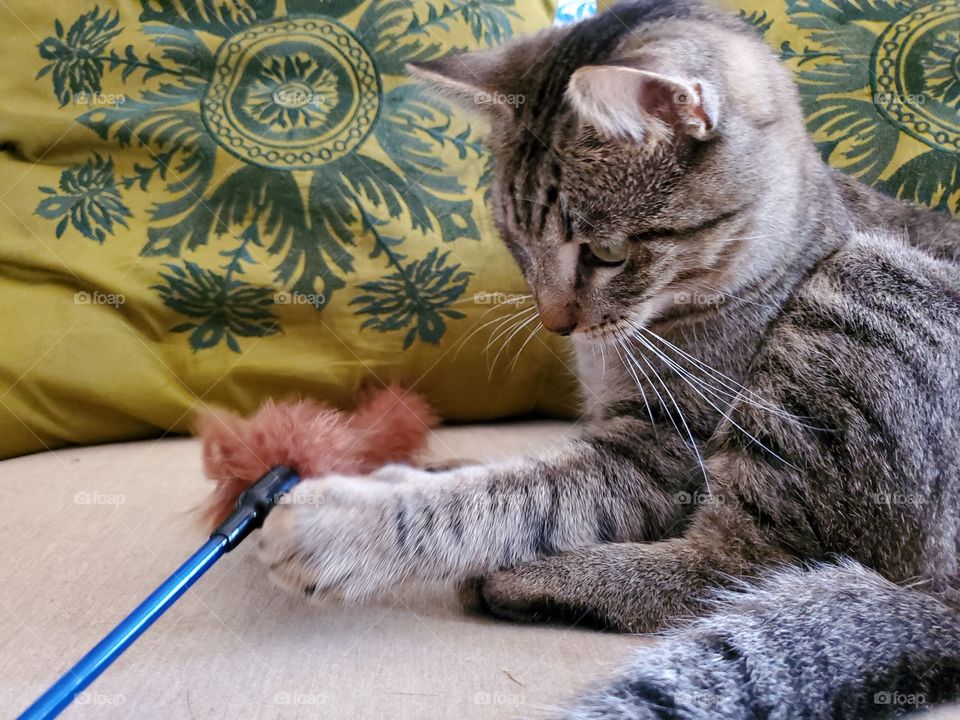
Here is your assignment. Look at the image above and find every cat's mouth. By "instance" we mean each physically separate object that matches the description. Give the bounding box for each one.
[577,317,638,343]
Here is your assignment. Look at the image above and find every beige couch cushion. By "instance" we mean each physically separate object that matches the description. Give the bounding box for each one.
[7,423,958,719]
[3,422,641,719]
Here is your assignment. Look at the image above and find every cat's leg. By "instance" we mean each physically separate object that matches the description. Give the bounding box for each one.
[564,563,960,720]
[255,418,698,602]
[467,502,790,633]
[367,459,479,482]
[471,541,715,632]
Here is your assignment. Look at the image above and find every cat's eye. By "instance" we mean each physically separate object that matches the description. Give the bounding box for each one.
[581,238,629,267]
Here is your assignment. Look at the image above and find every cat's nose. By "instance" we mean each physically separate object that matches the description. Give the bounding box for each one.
[539,305,578,335]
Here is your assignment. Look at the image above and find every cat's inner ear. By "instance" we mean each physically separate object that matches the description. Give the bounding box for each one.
[407,49,513,117]
[567,64,720,143]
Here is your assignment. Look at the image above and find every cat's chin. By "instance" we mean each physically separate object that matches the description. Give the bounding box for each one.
[571,314,651,345]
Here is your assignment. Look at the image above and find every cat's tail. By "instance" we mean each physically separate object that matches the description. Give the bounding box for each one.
[567,561,960,719]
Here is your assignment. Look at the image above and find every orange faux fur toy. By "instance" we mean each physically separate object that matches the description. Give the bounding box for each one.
[195,386,438,529]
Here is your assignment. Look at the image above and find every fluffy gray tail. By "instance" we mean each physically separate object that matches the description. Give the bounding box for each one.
[568,562,960,719]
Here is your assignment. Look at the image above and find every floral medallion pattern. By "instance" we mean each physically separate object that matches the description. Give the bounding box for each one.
[203,17,382,168]
[738,0,960,211]
[35,1,520,351]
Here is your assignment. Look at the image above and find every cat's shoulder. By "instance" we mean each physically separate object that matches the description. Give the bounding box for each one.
[788,229,960,326]
[751,229,960,376]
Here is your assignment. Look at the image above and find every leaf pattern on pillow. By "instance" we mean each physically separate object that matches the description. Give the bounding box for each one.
[35,1,514,352]
[736,0,960,212]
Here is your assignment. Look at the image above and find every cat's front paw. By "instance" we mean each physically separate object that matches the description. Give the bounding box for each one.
[456,566,556,623]
[466,560,604,628]
[256,476,402,602]
[474,567,558,624]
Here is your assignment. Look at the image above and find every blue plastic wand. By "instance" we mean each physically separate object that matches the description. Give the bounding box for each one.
[18,465,300,720]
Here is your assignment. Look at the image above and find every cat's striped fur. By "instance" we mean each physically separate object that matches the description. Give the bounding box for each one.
[258,1,960,716]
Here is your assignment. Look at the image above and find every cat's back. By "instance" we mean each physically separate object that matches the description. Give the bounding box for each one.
[795,229,960,369]
[734,230,960,588]
[762,228,960,459]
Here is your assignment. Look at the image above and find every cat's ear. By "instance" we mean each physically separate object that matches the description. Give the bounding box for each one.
[407,48,517,118]
[567,64,720,143]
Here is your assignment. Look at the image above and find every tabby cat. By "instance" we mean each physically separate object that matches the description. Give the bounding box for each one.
[257,1,960,716]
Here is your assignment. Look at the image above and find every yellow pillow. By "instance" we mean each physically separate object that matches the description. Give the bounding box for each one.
[0,0,575,459]
[723,0,959,212]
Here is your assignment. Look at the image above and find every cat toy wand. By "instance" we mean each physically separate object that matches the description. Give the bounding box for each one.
[18,466,300,720]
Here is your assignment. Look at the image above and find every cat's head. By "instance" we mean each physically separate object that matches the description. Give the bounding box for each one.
[410,0,816,340]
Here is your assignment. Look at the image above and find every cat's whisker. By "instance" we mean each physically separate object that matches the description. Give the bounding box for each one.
[636,325,816,426]
[621,335,710,484]
[637,325,783,409]
[634,322,825,437]
[509,321,544,371]
[632,331,797,470]
[453,304,534,360]
[489,311,542,378]
[639,326,755,395]
[483,307,538,360]
[516,195,551,208]
[641,342,800,424]
[453,313,515,359]
[482,305,539,355]
[612,333,656,433]
[481,317,528,360]
[641,338,766,416]
[498,310,542,355]
[598,335,607,383]
[617,332,684,443]
[640,350,710,487]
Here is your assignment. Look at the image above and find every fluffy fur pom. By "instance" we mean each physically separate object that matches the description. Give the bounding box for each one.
[195,386,437,529]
